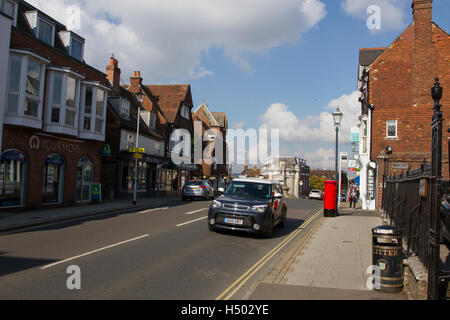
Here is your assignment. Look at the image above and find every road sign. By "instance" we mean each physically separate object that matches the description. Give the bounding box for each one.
[129,147,145,153]
[133,153,143,159]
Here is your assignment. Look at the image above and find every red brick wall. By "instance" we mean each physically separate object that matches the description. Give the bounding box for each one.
[369,20,450,208]
[2,126,102,209]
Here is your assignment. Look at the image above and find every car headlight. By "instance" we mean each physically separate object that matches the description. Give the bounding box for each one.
[211,200,222,208]
[251,205,269,213]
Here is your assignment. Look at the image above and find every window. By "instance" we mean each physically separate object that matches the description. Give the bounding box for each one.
[150,112,156,129]
[70,38,83,61]
[120,98,130,119]
[7,55,21,114]
[79,83,108,140]
[0,150,27,207]
[386,120,397,139]
[0,0,16,25]
[37,18,54,45]
[181,104,190,120]
[43,154,64,204]
[47,71,80,129]
[44,68,84,136]
[5,51,48,128]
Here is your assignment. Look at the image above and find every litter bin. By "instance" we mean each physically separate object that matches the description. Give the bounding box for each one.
[372,226,403,292]
[323,181,337,217]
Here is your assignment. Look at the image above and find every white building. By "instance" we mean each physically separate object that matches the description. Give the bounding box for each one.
[261,157,310,199]
[0,9,13,152]
[357,48,384,210]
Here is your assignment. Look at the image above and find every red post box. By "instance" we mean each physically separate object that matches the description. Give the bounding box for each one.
[324,180,337,217]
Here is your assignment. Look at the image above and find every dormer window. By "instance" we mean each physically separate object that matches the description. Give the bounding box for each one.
[38,18,54,45]
[25,11,55,46]
[59,31,85,61]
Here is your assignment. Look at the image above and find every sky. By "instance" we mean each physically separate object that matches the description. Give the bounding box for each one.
[27,0,450,170]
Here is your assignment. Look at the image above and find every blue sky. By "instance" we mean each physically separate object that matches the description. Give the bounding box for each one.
[29,0,450,169]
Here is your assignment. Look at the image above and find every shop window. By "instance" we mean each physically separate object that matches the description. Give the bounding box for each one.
[0,150,27,207]
[43,154,65,204]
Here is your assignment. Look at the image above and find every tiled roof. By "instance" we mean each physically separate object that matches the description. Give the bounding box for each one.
[145,84,192,123]
[212,112,228,128]
[359,48,386,66]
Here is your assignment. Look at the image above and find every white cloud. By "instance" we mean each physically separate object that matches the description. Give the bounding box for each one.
[340,0,407,32]
[303,148,335,169]
[259,91,361,144]
[27,0,326,82]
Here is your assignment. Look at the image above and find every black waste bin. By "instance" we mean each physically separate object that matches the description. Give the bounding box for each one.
[372,226,403,293]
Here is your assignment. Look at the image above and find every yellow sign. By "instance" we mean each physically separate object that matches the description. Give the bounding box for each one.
[129,147,145,153]
[133,153,143,159]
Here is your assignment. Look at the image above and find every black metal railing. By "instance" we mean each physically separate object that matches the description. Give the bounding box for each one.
[384,163,432,267]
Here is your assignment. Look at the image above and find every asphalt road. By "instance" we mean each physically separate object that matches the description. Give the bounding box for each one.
[0,198,323,299]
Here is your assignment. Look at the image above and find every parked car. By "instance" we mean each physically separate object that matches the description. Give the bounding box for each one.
[208,178,287,238]
[309,189,323,200]
[182,180,215,201]
[440,195,450,244]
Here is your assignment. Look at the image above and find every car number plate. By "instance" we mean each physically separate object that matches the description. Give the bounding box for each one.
[224,218,244,225]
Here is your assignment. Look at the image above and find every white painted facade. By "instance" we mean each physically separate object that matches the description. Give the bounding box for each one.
[0,13,12,152]
[120,130,165,158]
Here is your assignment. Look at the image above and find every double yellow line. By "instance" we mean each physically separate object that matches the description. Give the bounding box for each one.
[215,208,323,300]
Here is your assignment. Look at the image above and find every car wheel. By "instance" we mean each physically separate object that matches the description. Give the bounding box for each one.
[278,211,287,228]
[263,218,274,238]
[208,224,215,232]
[182,196,187,202]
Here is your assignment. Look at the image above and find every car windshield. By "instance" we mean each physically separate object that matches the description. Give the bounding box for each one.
[311,190,320,193]
[224,182,272,200]
[185,181,204,186]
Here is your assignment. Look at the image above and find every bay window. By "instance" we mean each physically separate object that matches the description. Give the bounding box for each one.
[44,67,84,136]
[78,82,109,141]
[5,50,48,128]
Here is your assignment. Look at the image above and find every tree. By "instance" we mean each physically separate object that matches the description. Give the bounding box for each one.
[310,175,326,191]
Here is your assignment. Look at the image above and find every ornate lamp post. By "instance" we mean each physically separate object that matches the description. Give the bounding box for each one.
[333,107,343,212]
[428,77,443,300]
[133,88,145,206]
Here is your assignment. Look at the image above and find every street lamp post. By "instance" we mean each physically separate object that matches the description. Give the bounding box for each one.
[333,107,343,213]
[133,88,145,206]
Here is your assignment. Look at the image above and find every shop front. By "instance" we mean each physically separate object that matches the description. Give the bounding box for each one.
[1,126,102,209]
[117,151,168,198]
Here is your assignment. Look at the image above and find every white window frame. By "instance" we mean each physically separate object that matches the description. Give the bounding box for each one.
[4,50,48,129]
[44,67,84,136]
[386,120,398,139]
[70,37,84,61]
[78,81,109,141]
[37,17,55,46]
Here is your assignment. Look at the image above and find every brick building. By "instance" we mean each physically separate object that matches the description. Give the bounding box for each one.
[103,58,167,200]
[358,0,450,208]
[192,100,229,189]
[1,0,111,209]
[125,78,198,194]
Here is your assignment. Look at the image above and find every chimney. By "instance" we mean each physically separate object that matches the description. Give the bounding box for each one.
[106,56,121,91]
[130,70,143,93]
[411,0,436,106]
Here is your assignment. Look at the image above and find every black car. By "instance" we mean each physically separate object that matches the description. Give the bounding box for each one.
[207,178,287,238]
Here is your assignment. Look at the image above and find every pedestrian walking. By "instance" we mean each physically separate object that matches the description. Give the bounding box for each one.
[348,181,358,208]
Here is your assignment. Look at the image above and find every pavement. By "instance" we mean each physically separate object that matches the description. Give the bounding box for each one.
[249,203,409,300]
[0,196,182,233]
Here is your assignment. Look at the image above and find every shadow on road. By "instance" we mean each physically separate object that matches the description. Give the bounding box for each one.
[0,251,56,278]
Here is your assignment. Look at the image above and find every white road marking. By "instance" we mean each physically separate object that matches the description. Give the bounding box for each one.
[184,208,208,215]
[176,216,208,227]
[40,234,150,270]
[139,207,169,214]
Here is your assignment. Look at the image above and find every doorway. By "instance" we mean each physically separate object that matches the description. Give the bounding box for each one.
[77,157,93,202]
